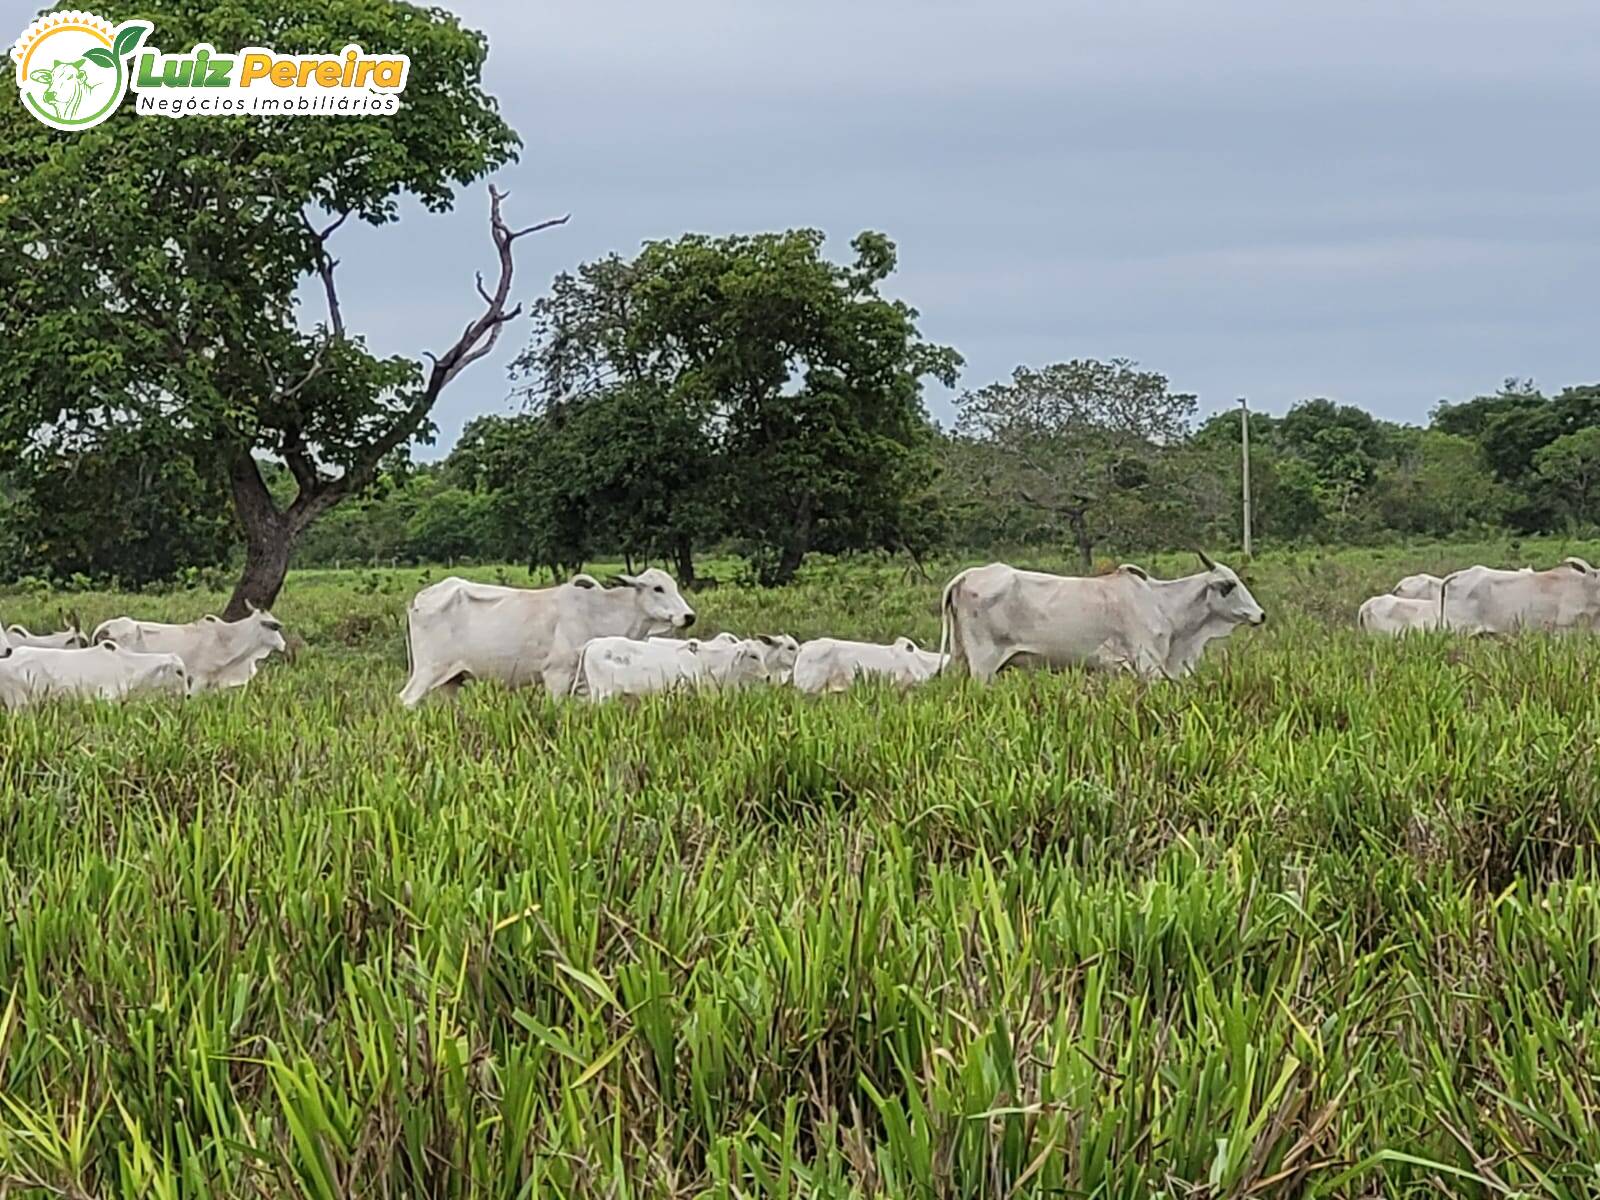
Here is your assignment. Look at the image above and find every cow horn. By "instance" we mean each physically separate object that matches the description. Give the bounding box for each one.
[1196,549,1217,572]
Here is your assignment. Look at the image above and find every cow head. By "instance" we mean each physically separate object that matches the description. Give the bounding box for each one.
[753,633,800,682]
[617,569,695,631]
[29,59,98,120]
[724,641,771,688]
[1391,573,1440,601]
[114,646,193,698]
[1197,554,1266,627]
[242,602,290,657]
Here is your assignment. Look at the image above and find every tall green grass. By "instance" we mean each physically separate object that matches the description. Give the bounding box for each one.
[2,539,1600,1196]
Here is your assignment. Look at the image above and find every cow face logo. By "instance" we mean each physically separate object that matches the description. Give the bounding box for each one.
[11,11,150,131]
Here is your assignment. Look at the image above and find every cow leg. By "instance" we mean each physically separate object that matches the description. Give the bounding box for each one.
[965,644,1015,683]
[399,665,466,707]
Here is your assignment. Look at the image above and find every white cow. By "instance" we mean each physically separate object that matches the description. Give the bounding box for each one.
[92,605,287,691]
[1357,594,1440,636]
[400,570,695,705]
[0,642,189,710]
[5,622,89,650]
[940,554,1266,681]
[698,634,800,685]
[0,624,10,658]
[576,633,795,701]
[791,636,944,694]
[1391,567,1528,604]
[572,636,704,702]
[1440,558,1600,634]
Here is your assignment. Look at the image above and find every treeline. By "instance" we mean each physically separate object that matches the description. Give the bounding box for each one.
[280,374,1598,574]
[2,217,1598,589]
[7,369,1587,590]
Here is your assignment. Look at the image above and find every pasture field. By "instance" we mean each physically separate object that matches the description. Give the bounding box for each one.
[3,538,1600,1197]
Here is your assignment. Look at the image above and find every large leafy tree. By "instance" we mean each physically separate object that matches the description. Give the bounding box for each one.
[0,0,563,616]
[1275,398,1408,516]
[454,388,721,581]
[952,359,1196,569]
[514,230,959,585]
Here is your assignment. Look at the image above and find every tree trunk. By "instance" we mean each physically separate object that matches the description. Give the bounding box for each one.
[1066,507,1094,573]
[771,493,815,586]
[226,530,293,619]
[224,455,293,619]
[672,534,696,587]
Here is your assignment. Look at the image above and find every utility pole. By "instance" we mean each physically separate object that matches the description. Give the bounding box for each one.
[1239,396,1253,558]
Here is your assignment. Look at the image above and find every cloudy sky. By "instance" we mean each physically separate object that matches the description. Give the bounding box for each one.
[317,0,1600,455]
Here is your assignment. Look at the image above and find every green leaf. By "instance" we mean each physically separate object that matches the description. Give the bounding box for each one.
[112,24,148,61]
[83,47,115,69]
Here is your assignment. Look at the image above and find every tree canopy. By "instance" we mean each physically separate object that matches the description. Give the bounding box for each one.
[0,0,560,614]
[952,359,1198,568]
[510,229,960,584]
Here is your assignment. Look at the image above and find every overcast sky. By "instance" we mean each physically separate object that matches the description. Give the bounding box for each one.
[316,0,1600,456]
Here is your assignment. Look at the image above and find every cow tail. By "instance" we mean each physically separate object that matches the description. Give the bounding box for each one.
[402,600,414,678]
[938,570,966,672]
[1438,572,1453,629]
[1357,601,1368,632]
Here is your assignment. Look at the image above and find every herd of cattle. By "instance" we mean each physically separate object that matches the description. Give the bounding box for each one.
[0,607,287,709]
[1,554,1597,710]
[1357,557,1600,636]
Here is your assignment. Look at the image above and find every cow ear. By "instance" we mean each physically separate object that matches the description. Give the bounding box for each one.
[29,69,51,83]
[100,640,119,652]
[758,634,777,645]
[203,614,222,623]
[571,575,596,589]
[617,573,640,587]
[1563,557,1595,574]
[1118,563,1150,580]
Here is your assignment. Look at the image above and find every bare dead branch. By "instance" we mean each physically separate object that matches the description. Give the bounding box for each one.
[289,186,564,528]
[300,209,348,338]
[510,215,572,239]
[302,207,351,244]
